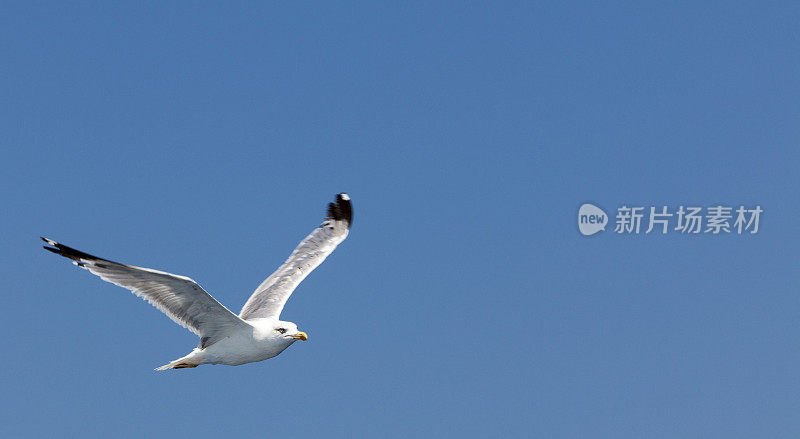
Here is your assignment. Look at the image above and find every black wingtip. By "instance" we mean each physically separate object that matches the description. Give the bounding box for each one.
[326,193,353,227]
[42,245,60,254]
[42,237,63,255]
[40,237,112,264]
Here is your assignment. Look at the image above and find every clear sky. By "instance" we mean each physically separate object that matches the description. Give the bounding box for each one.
[2,2,799,438]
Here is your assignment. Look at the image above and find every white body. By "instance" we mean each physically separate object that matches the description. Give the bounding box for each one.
[166,319,299,368]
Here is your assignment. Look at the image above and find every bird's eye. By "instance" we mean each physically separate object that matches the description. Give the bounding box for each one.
[276,328,287,334]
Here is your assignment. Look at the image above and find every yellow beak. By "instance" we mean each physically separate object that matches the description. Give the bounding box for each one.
[288,331,308,341]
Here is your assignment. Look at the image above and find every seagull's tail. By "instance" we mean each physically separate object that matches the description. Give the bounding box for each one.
[155,362,175,371]
[155,359,199,371]
[155,352,201,371]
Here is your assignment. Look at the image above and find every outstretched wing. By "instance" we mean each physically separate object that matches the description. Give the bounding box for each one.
[42,237,246,348]
[239,193,352,321]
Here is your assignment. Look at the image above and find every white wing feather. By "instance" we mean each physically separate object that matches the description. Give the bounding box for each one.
[239,193,352,320]
[42,237,246,347]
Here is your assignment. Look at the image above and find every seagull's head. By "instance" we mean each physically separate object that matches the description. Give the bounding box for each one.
[272,320,308,344]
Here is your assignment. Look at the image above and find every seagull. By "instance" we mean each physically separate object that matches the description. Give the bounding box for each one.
[42,193,352,370]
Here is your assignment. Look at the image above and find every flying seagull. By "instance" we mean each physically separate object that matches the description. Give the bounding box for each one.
[42,193,352,370]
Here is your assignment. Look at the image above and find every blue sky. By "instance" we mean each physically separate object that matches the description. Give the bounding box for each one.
[1,2,799,437]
